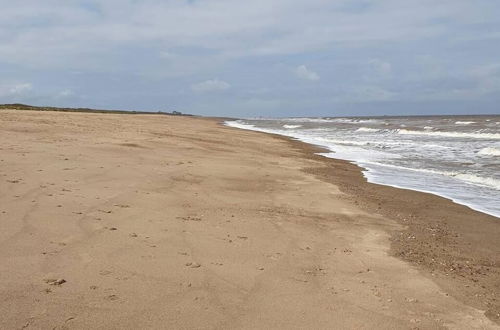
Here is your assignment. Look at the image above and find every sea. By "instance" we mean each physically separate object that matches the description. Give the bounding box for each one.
[226,115,500,218]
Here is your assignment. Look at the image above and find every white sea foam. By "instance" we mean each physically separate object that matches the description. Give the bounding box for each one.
[225,121,256,130]
[455,121,476,125]
[452,173,500,190]
[397,129,500,140]
[356,127,380,133]
[283,124,302,129]
[361,162,500,190]
[361,161,454,176]
[354,119,381,124]
[423,126,434,130]
[282,117,381,124]
[314,137,370,146]
[478,147,500,156]
[360,166,500,218]
[283,117,340,123]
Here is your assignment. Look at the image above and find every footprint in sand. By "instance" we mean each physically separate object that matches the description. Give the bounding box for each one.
[186,262,201,268]
[106,294,119,301]
[113,204,130,208]
[44,278,66,286]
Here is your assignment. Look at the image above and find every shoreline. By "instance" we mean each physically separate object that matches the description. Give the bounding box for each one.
[247,126,500,323]
[1,109,499,328]
[224,120,500,219]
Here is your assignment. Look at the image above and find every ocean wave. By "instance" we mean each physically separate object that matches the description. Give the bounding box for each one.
[354,119,381,124]
[283,124,302,129]
[356,127,380,133]
[224,120,260,131]
[314,137,370,146]
[282,117,381,124]
[328,118,380,124]
[363,162,500,190]
[423,126,434,130]
[455,121,476,125]
[478,147,500,156]
[453,173,500,190]
[397,129,500,140]
[283,117,340,123]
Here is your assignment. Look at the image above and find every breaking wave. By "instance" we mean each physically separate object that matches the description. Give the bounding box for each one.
[478,147,500,156]
[356,127,381,133]
[363,162,500,190]
[397,129,500,140]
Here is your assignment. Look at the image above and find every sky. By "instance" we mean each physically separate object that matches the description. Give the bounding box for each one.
[1,0,499,117]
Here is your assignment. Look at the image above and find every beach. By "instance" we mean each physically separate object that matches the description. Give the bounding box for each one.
[0,109,499,329]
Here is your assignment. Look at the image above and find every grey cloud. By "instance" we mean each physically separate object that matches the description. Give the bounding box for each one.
[0,0,486,68]
[0,0,499,116]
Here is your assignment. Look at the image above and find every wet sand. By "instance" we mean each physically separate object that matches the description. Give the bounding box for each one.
[0,109,498,329]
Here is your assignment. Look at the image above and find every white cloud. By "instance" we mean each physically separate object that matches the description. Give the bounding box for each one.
[9,83,32,95]
[191,79,231,92]
[295,65,320,81]
[0,82,33,97]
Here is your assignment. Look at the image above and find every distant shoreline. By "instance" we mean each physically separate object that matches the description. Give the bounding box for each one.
[0,103,193,116]
[2,103,497,119]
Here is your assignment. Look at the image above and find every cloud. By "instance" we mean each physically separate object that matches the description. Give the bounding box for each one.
[0,82,33,97]
[0,1,499,115]
[191,79,231,92]
[295,65,320,81]
[0,82,81,106]
[9,83,32,95]
[1,0,481,70]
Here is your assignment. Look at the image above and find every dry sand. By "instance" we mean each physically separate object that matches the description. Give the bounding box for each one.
[0,109,499,329]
